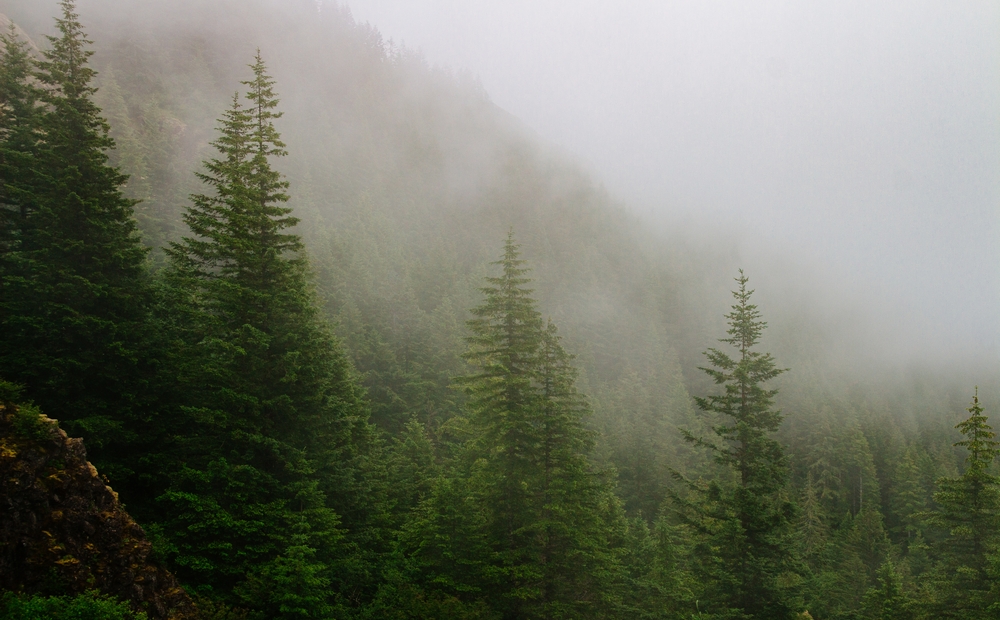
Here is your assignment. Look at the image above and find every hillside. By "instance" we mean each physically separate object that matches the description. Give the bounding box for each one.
[2,0,715,513]
[1,1,997,617]
[2,0,991,521]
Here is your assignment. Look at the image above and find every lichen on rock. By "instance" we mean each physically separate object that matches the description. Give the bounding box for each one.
[0,399,198,619]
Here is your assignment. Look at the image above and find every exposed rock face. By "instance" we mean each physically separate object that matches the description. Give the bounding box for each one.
[0,403,198,619]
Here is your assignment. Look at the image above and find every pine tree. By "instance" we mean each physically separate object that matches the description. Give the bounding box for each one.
[888,447,928,545]
[860,561,914,620]
[0,1,153,477]
[797,474,828,562]
[160,51,384,614]
[449,231,622,619]
[532,320,619,615]
[618,516,698,619]
[674,270,799,619]
[843,506,891,603]
[0,22,40,267]
[922,388,1000,618]
[456,230,545,614]
[401,473,492,601]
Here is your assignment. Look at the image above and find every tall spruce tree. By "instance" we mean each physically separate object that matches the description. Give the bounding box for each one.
[161,51,384,616]
[460,232,545,612]
[922,389,1000,618]
[532,319,619,615]
[860,561,914,620]
[447,231,622,619]
[0,23,40,269]
[0,1,153,477]
[674,271,799,619]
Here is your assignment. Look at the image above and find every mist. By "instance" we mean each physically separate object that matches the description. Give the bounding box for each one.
[5,0,996,368]
[345,0,1000,365]
[5,1,1000,614]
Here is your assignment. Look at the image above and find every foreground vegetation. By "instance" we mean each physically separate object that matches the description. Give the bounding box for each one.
[1,2,997,618]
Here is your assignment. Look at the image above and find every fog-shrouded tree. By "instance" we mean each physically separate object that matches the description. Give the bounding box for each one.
[0,1,154,479]
[438,231,622,618]
[159,50,385,616]
[5,4,999,620]
[0,22,40,268]
[921,389,1000,618]
[672,270,799,619]
[860,560,914,620]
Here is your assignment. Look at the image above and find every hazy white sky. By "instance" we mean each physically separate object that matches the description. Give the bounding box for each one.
[343,0,1000,358]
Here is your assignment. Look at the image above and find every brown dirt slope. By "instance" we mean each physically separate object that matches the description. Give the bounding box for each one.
[0,401,198,619]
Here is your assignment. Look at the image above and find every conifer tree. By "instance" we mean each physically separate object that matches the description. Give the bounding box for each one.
[161,51,384,615]
[400,474,492,602]
[532,320,618,614]
[922,389,1000,618]
[842,506,891,606]
[0,1,153,475]
[449,231,622,619]
[888,447,927,545]
[674,271,799,619]
[457,231,544,614]
[0,23,40,266]
[797,474,828,562]
[860,561,914,620]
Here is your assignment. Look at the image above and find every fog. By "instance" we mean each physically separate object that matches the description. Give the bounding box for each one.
[3,0,997,370]
[6,2,1000,612]
[345,0,1000,363]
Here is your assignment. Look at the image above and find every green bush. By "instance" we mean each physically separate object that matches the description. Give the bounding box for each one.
[12,403,53,442]
[0,591,147,620]
[0,379,23,404]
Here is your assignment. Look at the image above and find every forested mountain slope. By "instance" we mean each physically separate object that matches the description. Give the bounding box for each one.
[2,1,997,617]
[4,0,710,514]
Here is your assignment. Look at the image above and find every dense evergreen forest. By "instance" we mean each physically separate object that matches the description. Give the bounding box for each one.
[1,1,998,618]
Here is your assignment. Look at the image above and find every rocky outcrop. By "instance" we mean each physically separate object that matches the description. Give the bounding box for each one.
[0,401,198,619]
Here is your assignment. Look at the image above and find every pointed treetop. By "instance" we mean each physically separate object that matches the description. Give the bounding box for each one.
[1,21,32,66]
[491,227,531,285]
[39,0,96,98]
[955,387,999,472]
[721,269,767,355]
[0,22,37,115]
[462,229,542,387]
[243,48,286,157]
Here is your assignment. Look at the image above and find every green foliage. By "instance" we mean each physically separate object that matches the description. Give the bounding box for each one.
[12,403,53,442]
[0,378,24,404]
[387,417,440,516]
[190,596,250,620]
[616,517,699,619]
[593,362,696,521]
[0,0,154,489]
[673,271,800,619]
[0,21,41,267]
[237,525,337,620]
[364,568,500,620]
[693,271,788,491]
[439,232,624,618]
[846,508,891,592]
[0,591,147,620]
[860,561,914,620]
[920,389,1000,618]
[155,49,386,613]
[401,474,492,598]
[2,4,999,619]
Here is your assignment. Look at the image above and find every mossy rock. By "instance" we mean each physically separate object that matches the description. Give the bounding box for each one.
[0,402,198,619]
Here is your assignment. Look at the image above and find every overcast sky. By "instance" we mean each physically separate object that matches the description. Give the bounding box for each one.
[342,0,1000,360]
